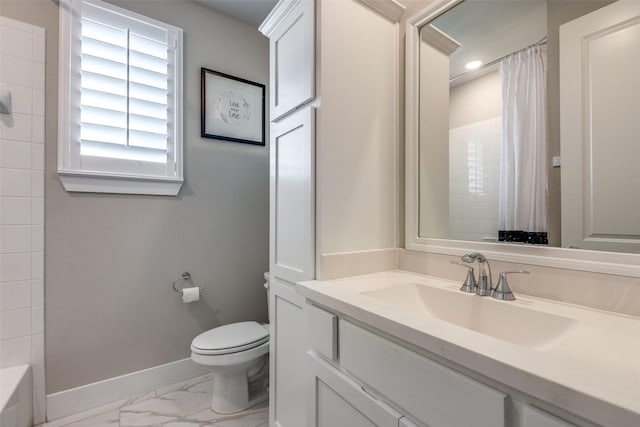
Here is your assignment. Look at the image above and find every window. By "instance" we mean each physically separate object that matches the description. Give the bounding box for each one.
[58,0,183,195]
[467,141,484,195]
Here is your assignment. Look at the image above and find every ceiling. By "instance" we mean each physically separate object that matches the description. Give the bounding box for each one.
[429,0,547,80]
[195,0,278,27]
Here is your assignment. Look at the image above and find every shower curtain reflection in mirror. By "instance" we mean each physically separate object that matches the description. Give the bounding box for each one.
[498,45,548,245]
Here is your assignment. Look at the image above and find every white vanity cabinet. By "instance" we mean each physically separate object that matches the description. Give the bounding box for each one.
[269,106,315,284]
[261,1,316,426]
[339,320,507,427]
[307,352,403,427]
[264,0,314,121]
[307,351,422,427]
[266,84,314,427]
[304,302,588,427]
[521,406,576,427]
[305,305,423,427]
[260,0,405,425]
[269,279,308,427]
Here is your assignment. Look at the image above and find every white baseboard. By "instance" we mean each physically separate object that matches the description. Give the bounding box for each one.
[46,358,209,421]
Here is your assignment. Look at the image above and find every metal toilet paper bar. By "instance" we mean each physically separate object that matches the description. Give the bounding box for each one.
[172,272,204,295]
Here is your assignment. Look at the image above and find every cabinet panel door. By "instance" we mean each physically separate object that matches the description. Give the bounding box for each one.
[307,352,401,427]
[270,278,307,427]
[270,106,315,284]
[340,320,506,427]
[269,0,314,121]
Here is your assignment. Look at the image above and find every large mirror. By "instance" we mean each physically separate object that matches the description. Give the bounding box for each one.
[411,0,640,257]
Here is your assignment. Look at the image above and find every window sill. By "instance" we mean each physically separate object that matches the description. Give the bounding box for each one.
[58,169,184,196]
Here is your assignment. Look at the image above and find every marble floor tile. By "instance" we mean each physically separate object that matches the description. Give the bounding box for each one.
[45,373,268,427]
[204,407,268,427]
[162,402,268,427]
[155,374,215,397]
[40,390,157,427]
[61,410,120,427]
[119,380,213,425]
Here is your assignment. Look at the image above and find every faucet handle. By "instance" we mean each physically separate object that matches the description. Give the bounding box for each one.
[450,261,476,293]
[491,270,529,301]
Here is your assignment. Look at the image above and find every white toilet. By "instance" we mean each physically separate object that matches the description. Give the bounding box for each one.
[190,275,270,414]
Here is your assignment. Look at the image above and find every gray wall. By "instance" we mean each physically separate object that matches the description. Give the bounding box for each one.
[449,70,501,129]
[0,0,269,393]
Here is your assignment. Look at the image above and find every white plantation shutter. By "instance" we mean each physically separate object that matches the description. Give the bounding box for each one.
[58,0,183,195]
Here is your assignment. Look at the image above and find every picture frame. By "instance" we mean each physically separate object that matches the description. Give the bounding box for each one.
[200,68,265,146]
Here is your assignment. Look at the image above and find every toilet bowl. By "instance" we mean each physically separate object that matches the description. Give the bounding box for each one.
[191,321,269,413]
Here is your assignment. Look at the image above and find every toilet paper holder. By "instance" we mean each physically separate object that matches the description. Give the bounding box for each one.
[172,272,204,295]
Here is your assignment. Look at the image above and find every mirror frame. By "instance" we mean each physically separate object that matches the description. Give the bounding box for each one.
[405,0,640,278]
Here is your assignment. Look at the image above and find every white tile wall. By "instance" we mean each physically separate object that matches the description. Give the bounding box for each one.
[0,225,31,253]
[0,54,33,87]
[0,197,31,225]
[1,307,32,339]
[0,335,31,366]
[1,169,32,196]
[0,15,46,423]
[0,25,34,60]
[1,140,32,169]
[0,83,32,115]
[449,116,502,242]
[0,280,31,310]
[31,332,44,362]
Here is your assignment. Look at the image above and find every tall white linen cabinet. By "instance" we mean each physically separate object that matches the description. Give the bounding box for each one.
[259,0,404,425]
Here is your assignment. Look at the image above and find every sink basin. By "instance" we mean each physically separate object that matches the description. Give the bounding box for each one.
[362,283,577,350]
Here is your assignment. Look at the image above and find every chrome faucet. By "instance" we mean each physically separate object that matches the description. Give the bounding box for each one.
[492,270,529,300]
[461,252,493,296]
[450,261,476,293]
[458,253,530,301]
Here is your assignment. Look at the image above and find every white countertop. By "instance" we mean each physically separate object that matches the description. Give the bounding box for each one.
[298,270,640,427]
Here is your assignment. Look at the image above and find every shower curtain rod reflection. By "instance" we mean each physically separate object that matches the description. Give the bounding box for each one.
[449,35,548,83]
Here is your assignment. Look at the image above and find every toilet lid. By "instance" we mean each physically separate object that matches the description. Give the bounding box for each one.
[191,321,269,353]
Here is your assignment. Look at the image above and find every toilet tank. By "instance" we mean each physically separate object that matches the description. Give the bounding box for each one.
[263,272,270,323]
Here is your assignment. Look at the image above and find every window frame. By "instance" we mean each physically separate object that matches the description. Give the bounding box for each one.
[58,0,184,196]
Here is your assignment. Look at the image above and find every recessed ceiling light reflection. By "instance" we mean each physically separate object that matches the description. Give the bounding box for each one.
[465,60,482,70]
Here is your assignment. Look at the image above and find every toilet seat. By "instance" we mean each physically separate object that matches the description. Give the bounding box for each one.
[191,321,269,356]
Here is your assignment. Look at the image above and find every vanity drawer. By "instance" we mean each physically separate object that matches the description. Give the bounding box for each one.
[307,352,402,427]
[522,405,576,427]
[399,417,419,427]
[339,320,506,427]
[307,304,338,360]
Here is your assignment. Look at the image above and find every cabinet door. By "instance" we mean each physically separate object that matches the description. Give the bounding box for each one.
[269,106,315,284]
[270,278,307,427]
[307,352,401,427]
[268,0,315,121]
[560,1,640,252]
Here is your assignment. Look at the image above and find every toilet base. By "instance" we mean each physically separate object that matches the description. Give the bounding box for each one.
[211,367,269,414]
[190,329,270,415]
[211,387,268,414]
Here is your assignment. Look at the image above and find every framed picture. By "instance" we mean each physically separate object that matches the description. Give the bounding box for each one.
[201,68,265,146]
